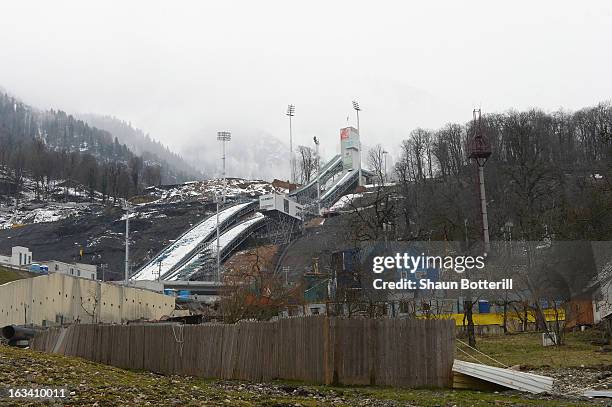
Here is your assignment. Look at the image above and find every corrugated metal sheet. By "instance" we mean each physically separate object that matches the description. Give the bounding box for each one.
[453,360,553,394]
[584,390,612,398]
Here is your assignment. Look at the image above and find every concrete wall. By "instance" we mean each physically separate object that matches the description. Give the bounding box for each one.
[0,273,176,326]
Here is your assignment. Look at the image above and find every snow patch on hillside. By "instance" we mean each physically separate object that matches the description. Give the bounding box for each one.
[143,178,281,205]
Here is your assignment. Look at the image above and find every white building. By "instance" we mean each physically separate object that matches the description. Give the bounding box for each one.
[259,193,303,219]
[0,246,33,268]
[42,260,98,280]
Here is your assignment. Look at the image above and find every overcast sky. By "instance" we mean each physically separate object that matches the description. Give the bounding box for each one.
[1,0,611,165]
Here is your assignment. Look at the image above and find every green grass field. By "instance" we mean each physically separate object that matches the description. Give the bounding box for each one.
[0,344,597,406]
[0,266,32,285]
[457,330,612,368]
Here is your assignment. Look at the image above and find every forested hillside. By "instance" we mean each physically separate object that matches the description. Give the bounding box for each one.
[0,92,196,205]
[389,102,612,242]
[78,113,201,179]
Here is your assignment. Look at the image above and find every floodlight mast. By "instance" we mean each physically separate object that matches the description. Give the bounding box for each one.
[217,131,231,203]
[352,101,362,186]
[286,105,295,184]
[216,131,231,282]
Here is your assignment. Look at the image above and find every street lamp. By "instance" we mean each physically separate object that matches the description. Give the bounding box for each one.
[216,131,231,282]
[313,136,321,216]
[286,105,295,184]
[352,101,362,186]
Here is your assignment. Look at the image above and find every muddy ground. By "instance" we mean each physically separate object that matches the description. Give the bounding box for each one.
[0,201,217,281]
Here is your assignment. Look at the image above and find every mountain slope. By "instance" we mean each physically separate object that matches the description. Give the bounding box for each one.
[0,91,196,207]
[78,113,202,180]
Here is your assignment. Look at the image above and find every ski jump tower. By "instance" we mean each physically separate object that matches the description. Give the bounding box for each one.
[340,126,362,182]
[289,125,369,209]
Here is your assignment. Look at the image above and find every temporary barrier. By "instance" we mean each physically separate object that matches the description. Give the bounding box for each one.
[31,317,455,388]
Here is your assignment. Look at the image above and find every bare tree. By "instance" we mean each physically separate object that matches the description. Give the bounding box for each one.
[367,144,386,185]
[296,145,317,184]
[220,246,294,323]
[80,285,104,323]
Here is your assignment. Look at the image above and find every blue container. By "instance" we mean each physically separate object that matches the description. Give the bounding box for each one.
[178,290,190,299]
[163,289,176,297]
[478,300,490,314]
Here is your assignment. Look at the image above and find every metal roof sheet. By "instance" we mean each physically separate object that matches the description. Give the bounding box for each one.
[453,360,553,394]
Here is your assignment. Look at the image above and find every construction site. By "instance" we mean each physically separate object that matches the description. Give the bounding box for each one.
[2,107,612,406]
[2,1,612,402]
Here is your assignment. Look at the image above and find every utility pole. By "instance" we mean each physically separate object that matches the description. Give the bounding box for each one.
[283,266,290,286]
[124,202,130,285]
[313,136,321,216]
[468,109,492,255]
[101,264,108,281]
[464,218,469,249]
[352,101,362,186]
[286,105,295,184]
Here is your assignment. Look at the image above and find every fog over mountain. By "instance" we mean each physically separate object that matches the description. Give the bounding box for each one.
[1,1,610,180]
[180,130,291,181]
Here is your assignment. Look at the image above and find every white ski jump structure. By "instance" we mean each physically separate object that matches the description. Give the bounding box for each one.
[131,201,256,281]
[132,127,373,282]
[166,212,266,281]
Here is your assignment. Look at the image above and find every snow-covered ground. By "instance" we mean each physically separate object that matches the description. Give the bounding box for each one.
[0,202,97,230]
[169,212,266,281]
[0,167,280,230]
[132,201,254,280]
[328,193,363,212]
[0,169,104,229]
[143,178,280,205]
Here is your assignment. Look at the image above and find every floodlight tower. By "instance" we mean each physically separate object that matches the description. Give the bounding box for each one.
[217,131,231,203]
[216,131,231,282]
[286,105,296,183]
[352,101,362,186]
[468,109,492,255]
[313,136,321,216]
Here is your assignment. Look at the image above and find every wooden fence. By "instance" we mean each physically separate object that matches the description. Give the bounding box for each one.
[30,317,455,388]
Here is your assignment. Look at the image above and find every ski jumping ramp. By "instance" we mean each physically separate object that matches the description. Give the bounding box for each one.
[132,201,255,281]
[166,212,267,281]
